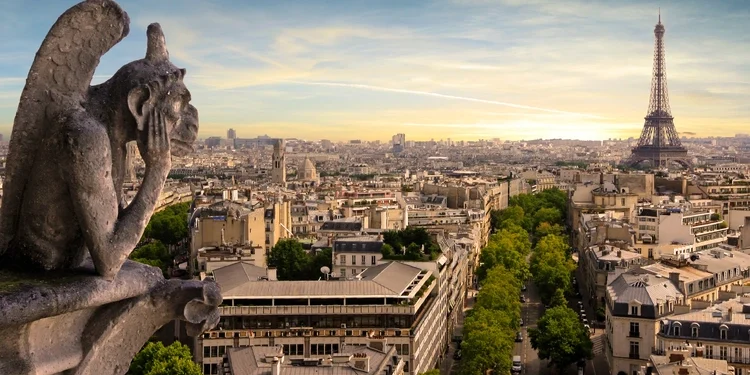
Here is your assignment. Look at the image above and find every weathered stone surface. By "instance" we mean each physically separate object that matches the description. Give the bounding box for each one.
[0,1,220,373]
[0,259,163,327]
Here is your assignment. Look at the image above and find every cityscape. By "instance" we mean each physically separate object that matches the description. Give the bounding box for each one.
[0,2,749,375]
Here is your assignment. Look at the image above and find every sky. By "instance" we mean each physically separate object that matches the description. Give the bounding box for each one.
[0,0,748,142]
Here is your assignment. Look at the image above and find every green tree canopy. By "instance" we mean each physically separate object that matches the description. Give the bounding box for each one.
[143,202,190,245]
[129,341,201,375]
[550,288,568,308]
[530,235,575,304]
[267,239,311,280]
[533,207,563,230]
[461,308,515,375]
[529,306,593,372]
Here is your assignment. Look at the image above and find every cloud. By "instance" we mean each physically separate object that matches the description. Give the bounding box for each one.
[284,80,604,119]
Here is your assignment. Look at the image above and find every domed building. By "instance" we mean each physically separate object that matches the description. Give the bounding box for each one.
[298,156,319,185]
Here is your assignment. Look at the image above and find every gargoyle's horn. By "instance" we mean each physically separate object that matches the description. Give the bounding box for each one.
[146,23,169,62]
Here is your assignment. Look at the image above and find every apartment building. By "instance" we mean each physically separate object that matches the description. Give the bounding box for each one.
[657,293,750,375]
[648,347,733,375]
[197,262,446,375]
[332,235,385,279]
[220,339,405,375]
[605,272,684,375]
[190,201,267,270]
[580,245,649,306]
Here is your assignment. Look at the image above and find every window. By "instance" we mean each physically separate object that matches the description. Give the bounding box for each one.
[629,341,639,359]
[371,255,376,265]
[340,269,346,277]
[361,255,366,265]
[688,284,694,293]
[691,326,698,337]
[283,344,304,356]
[630,306,639,316]
[706,345,714,359]
[352,255,356,265]
[340,255,346,265]
[310,343,339,355]
[720,328,727,340]
[629,322,640,337]
[673,325,680,336]
[720,346,728,360]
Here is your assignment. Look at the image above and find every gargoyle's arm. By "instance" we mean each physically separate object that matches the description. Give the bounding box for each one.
[62,112,169,280]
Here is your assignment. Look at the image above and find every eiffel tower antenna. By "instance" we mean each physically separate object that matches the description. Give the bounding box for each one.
[628,11,690,169]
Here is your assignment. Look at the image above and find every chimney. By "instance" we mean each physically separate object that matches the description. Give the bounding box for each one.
[368,337,387,352]
[267,268,278,281]
[271,357,282,375]
[669,272,681,288]
[727,307,733,322]
[617,250,622,258]
[352,353,370,372]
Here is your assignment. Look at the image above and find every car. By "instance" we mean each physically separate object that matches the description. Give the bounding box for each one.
[577,301,584,307]
[582,318,589,325]
[519,318,524,326]
[453,350,462,360]
[581,313,587,321]
[512,355,522,373]
[521,284,527,291]
[515,332,523,342]
[520,295,526,303]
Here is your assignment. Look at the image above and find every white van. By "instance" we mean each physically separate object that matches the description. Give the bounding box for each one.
[512,355,522,372]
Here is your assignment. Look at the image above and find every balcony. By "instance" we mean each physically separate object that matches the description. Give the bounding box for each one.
[628,331,640,338]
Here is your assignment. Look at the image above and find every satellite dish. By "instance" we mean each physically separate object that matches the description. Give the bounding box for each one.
[320,266,330,275]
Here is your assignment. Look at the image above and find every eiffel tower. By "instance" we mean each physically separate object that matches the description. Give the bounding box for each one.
[629,12,690,168]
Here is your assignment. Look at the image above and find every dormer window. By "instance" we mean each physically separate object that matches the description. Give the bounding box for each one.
[630,306,639,316]
[720,328,727,340]
[691,323,700,337]
[673,325,681,336]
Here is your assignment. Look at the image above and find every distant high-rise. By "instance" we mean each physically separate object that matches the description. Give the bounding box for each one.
[392,133,406,154]
[271,139,286,186]
[629,12,690,168]
[125,142,138,183]
[227,128,236,139]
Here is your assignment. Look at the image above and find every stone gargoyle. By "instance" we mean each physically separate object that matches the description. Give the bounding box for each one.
[0,1,222,374]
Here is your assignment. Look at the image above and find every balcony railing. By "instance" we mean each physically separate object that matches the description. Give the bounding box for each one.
[628,331,640,338]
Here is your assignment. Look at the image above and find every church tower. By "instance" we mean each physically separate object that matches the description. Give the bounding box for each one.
[271,139,286,185]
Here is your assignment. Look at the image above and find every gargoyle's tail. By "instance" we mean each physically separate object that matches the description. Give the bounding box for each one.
[0,0,130,255]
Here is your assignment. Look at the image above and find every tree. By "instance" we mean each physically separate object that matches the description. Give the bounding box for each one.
[143,202,190,245]
[129,341,201,375]
[491,206,524,229]
[536,222,564,239]
[267,239,311,280]
[550,288,567,308]
[533,207,562,229]
[475,267,521,324]
[381,243,395,258]
[130,240,171,275]
[529,306,593,372]
[530,235,575,304]
[461,308,515,375]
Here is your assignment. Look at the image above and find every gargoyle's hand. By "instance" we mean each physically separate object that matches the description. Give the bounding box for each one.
[137,108,171,171]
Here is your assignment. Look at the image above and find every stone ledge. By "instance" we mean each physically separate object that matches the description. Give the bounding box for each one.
[0,259,164,327]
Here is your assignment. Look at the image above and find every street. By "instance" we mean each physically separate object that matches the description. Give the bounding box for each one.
[516,278,548,375]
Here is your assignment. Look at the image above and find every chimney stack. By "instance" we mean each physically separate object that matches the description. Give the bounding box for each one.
[617,250,622,258]
[352,353,370,372]
[669,272,681,288]
[727,307,733,322]
[271,357,282,375]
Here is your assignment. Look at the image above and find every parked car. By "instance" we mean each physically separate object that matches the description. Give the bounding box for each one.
[519,318,524,326]
[521,284,527,291]
[582,318,589,325]
[515,331,523,342]
[520,295,526,303]
[454,350,462,360]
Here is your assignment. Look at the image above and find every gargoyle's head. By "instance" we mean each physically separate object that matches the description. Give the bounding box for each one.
[111,23,199,157]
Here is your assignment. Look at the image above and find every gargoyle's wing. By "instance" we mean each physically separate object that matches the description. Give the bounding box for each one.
[0,0,130,254]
